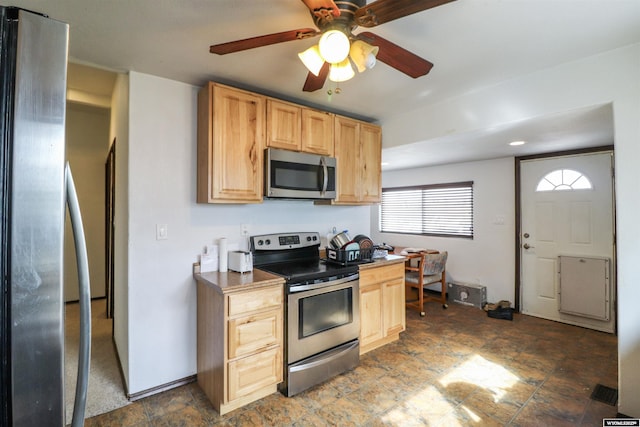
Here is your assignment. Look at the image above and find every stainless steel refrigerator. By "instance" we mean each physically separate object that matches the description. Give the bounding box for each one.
[1,7,91,427]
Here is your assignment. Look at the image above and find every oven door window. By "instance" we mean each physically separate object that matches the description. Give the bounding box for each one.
[272,160,335,192]
[298,287,353,338]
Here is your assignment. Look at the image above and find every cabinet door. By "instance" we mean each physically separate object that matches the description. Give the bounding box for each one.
[333,116,360,203]
[267,99,301,151]
[302,109,334,156]
[228,347,282,401]
[210,85,264,202]
[359,123,382,203]
[383,278,406,337]
[359,284,383,347]
[228,309,282,359]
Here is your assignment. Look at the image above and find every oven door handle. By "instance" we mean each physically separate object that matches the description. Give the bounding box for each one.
[289,340,359,373]
[288,274,357,293]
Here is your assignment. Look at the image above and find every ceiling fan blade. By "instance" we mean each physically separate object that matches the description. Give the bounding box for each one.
[302,62,330,92]
[210,28,319,55]
[355,0,456,27]
[359,32,433,78]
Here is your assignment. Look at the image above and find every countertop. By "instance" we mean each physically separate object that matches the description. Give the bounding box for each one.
[193,254,405,294]
[358,254,406,270]
[194,267,284,295]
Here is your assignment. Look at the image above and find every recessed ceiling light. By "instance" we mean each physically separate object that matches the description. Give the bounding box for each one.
[509,140,526,146]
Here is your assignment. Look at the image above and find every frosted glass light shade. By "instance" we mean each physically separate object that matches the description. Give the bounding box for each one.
[349,40,379,72]
[328,59,355,82]
[318,30,350,63]
[298,45,325,76]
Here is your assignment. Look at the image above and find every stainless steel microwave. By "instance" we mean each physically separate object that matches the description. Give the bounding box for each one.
[264,148,336,200]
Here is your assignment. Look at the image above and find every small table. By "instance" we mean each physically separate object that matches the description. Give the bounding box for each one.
[393,247,439,258]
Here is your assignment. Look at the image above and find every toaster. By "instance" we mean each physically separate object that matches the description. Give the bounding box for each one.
[228,250,253,273]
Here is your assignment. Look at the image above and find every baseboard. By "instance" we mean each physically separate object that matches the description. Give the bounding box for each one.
[65,296,107,305]
[112,335,129,397]
[109,332,197,402]
[127,375,197,402]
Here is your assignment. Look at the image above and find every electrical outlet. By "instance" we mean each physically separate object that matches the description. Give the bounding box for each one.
[240,223,250,236]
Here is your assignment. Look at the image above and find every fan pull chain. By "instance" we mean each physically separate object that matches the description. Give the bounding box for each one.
[327,82,342,101]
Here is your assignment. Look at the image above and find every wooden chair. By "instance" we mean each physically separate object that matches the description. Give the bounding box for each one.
[405,251,448,316]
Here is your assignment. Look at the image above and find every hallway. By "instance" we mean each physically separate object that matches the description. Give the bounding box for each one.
[65,299,129,421]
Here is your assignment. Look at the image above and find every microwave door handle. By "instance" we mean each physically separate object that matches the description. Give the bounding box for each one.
[320,156,328,195]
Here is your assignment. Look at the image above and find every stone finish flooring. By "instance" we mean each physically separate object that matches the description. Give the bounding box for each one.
[84,302,618,426]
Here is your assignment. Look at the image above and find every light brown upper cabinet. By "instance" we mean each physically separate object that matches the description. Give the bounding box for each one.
[266,99,301,152]
[359,123,382,203]
[197,83,265,203]
[266,98,334,156]
[333,115,382,204]
[301,108,334,156]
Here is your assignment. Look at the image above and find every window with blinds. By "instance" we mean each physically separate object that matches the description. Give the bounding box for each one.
[380,182,474,238]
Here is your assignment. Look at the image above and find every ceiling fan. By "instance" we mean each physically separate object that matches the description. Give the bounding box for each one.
[209,0,456,92]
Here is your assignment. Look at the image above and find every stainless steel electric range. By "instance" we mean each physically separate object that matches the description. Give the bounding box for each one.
[250,232,361,397]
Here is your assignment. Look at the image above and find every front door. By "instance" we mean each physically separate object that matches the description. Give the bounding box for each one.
[520,151,615,333]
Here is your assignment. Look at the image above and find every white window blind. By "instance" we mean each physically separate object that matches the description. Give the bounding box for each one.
[380,182,474,238]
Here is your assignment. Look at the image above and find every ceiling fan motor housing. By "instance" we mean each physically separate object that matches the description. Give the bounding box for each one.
[312,0,366,33]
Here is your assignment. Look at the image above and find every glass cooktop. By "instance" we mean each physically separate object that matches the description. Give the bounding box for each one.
[257,259,358,284]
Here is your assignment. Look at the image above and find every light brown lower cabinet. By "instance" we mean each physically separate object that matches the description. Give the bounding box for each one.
[197,282,283,415]
[359,262,406,354]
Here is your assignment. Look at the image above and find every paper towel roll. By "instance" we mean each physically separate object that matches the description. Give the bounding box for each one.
[218,238,228,272]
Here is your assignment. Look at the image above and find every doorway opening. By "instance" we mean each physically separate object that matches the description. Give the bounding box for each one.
[64,62,127,419]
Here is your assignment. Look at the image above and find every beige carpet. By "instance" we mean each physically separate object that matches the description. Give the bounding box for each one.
[65,299,130,422]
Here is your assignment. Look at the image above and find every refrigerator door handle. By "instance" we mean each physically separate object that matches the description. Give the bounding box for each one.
[65,163,92,427]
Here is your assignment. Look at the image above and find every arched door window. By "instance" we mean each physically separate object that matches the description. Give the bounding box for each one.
[536,169,593,192]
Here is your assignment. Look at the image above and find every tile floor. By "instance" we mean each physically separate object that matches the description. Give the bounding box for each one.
[84,302,618,426]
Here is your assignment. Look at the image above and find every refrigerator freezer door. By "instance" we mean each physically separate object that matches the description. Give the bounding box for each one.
[9,9,69,427]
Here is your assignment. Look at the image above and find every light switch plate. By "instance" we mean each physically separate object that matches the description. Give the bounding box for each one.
[156,224,168,240]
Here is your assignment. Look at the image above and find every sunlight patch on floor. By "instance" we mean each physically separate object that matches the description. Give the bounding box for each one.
[439,354,519,402]
[379,354,520,425]
[379,384,457,426]
[460,404,483,422]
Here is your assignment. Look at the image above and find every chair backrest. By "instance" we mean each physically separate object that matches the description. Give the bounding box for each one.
[422,251,448,275]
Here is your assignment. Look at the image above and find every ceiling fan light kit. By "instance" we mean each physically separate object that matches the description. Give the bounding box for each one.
[298,45,325,76]
[209,0,457,92]
[349,39,378,72]
[318,29,350,63]
[328,58,355,82]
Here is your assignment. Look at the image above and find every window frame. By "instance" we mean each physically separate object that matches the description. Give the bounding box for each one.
[379,181,474,239]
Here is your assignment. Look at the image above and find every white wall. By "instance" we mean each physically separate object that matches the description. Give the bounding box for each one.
[380,43,640,416]
[110,72,130,391]
[371,157,515,303]
[64,103,110,301]
[125,71,372,394]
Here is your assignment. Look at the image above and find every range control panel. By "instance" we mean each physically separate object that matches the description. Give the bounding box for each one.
[250,232,320,251]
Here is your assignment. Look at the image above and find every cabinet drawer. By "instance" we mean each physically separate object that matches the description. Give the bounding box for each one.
[360,263,404,285]
[228,309,282,359]
[228,286,282,317]
[228,347,282,401]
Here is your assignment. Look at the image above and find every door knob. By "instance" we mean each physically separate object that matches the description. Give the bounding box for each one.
[523,243,535,249]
